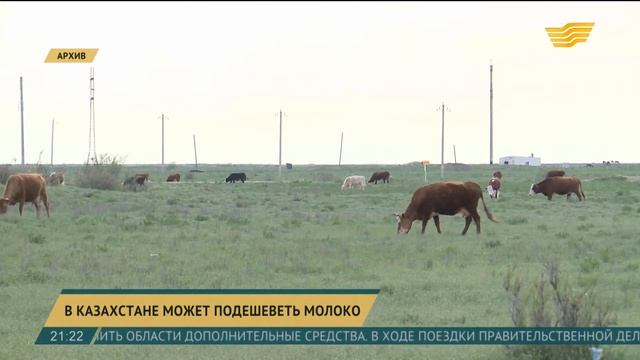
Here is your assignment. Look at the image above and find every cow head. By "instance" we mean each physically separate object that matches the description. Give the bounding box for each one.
[0,198,9,214]
[394,213,413,234]
[529,183,538,196]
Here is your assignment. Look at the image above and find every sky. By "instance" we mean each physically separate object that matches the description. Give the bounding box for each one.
[0,1,639,165]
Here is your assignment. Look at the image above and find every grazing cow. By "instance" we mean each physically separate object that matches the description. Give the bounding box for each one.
[492,171,503,180]
[368,171,391,184]
[545,170,565,178]
[135,173,150,183]
[529,176,585,201]
[487,177,501,199]
[341,175,366,190]
[47,171,65,186]
[395,181,497,235]
[0,173,50,219]
[225,172,247,183]
[166,173,181,182]
[586,164,594,168]
[123,175,148,190]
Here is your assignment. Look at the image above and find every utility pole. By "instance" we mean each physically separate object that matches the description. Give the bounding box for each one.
[161,113,165,166]
[338,132,343,166]
[193,134,198,170]
[50,119,55,166]
[437,102,450,180]
[278,109,283,179]
[490,61,494,165]
[19,76,25,165]
[453,145,457,164]
[87,67,96,163]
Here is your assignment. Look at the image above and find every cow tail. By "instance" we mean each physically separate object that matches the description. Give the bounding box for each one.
[480,193,499,223]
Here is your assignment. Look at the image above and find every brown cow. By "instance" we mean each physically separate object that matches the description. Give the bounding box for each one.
[166,173,181,182]
[123,175,148,190]
[368,171,391,184]
[492,171,503,179]
[529,176,585,201]
[545,170,565,178]
[395,181,497,235]
[0,173,50,218]
[487,177,501,199]
[135,173,150,183]
[47,171,65,186]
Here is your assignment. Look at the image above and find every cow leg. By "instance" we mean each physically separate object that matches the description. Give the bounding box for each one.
[42,192,50,218]
[18,202,24,216]
[33,201,40,219]
[496,190,500,200]
[576,191,583,201]
[547,194,553,200]
[421,218,429,234]
[461,216,472,235]
[433,216,442,234]
[472,211,481,234]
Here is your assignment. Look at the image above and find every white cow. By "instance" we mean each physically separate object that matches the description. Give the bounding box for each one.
[486,177,501,199]
[341,175,366,190]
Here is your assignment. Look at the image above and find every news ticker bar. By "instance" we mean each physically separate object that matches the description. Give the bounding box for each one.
[36,327,640,345]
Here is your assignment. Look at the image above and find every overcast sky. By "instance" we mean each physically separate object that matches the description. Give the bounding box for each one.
[0,1,638,165]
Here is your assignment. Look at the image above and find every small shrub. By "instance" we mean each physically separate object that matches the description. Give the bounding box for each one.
[76,154,124,190]
[506,216,528,225]
[195,215,209,222]
[424,259,433,270]
[503,261,616,359]
[484,240,501,248]
[579,257,600,273]
[28,233,45,244]
[577,223,593,231]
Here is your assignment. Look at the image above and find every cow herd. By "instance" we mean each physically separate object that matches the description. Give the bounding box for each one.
[0,168,587,237]
[393,169,587,235]
[120,172,246,190]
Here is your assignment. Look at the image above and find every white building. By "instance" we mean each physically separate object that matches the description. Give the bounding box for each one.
[499,155,541,166]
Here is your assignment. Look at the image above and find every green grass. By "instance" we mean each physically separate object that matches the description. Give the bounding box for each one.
[1,163,640,359]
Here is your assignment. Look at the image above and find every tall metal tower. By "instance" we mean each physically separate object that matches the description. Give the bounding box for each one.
[87,67,97,163]
[489,61,494,165]
[19,76,25,165]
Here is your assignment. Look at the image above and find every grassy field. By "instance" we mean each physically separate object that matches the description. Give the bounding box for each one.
[1,163,639,359]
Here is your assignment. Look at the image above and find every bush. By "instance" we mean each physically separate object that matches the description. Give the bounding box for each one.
[503,261,616,359]
[75,154,124,190]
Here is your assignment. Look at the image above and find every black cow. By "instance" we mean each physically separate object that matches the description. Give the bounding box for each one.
[225,172,247,183]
